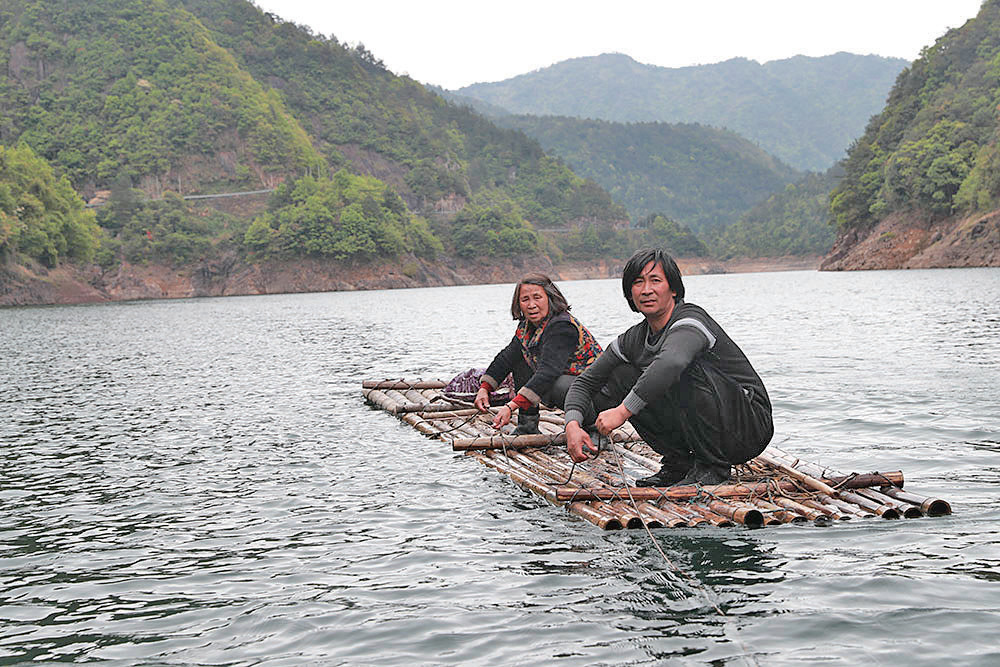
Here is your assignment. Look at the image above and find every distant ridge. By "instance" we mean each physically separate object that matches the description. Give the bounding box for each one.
[454,52,909,171]
[494,115,800,234]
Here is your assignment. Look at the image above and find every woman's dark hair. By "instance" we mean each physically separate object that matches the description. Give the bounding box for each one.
[621,248,685,312]
[511,273,571,320]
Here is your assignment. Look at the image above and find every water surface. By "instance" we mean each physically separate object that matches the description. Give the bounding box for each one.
[1,268,999,665]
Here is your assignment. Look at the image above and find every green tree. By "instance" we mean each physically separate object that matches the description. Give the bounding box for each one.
[0,143,99,266]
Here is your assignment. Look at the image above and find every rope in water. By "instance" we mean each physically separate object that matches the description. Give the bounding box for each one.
[598,430,761,667]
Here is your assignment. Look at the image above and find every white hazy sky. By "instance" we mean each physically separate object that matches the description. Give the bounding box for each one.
[250,0,985,90]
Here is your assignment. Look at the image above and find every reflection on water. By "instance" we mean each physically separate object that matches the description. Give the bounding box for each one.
[2,268,1000,665]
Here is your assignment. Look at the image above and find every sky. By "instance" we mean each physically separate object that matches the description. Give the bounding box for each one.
[250,0,986,90]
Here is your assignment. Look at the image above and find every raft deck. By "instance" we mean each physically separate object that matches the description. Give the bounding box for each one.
[363,379,952,530]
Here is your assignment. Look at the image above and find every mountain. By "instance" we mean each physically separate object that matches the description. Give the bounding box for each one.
[0,0,628,284]
[1,0,324,196]
[493,115,800,236]
[824,0,1000,270]
[453,52,908,172]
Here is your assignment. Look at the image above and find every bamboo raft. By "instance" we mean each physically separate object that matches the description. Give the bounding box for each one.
[362,379,952,530]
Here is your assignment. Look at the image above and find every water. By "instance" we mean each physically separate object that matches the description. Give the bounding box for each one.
[1,268,998,665]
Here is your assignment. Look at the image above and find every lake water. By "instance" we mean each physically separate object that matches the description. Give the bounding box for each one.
[1,268,999,665]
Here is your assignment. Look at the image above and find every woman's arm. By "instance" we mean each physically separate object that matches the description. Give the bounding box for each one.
[475,335,521,411]
[517,319,577,405]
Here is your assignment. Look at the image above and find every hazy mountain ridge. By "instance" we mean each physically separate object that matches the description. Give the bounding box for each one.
[454,52,909,171]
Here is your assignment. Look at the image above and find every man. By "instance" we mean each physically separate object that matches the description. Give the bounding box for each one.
[564,248,773,486]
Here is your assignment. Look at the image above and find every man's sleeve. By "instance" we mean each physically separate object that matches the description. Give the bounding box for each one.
[623,325,709,413]
[563,345,624,427]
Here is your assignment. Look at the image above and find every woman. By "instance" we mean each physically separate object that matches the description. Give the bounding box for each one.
[474,274,602,434]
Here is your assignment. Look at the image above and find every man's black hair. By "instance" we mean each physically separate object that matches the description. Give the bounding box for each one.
[621,247,685,312]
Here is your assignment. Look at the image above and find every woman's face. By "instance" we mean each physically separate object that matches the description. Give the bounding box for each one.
[519,284,550,325]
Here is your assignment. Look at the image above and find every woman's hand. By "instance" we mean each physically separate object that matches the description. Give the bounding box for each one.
[566,420,598,462]
[595,404,631,435]
[474,387,491,411]
[492,404,514,429]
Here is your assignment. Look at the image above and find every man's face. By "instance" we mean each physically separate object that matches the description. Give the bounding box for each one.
[631,261,676,321]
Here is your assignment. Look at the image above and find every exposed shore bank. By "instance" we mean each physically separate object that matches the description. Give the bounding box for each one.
[1,254,821,307]
[821,210,1000,271]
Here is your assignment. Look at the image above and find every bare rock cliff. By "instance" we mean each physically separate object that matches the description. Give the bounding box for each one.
[821,211,1000,271]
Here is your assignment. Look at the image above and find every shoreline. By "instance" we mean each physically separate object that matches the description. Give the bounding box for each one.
[1,254,821,307]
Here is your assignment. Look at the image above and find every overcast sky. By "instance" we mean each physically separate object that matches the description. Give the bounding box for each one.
[250,0,985,90]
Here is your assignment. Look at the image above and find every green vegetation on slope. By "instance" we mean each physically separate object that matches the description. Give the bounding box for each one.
[494,115,800,234]
[831,1,1000,232]
[174,0,626,232]
[558,212,707,260]
[716,170,839,259]
[95,182,242,268]
[454,52,908,172]
[244,171,442,260]
[0,0,324,192]
[0,143,99,266]
[0,0,628,270]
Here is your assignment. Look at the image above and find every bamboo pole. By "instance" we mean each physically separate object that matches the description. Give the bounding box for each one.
[553,472,905,501]
[797,497,849,521]
[597,500,646,529]
[836,490,901,519]
[768,496,832,524]
[415,408,480,419]
[493,451,632,531]
[684,504,736,527]
[520,451,665,529]
[764,447,907,493]
[636,501,691,528]
[363,379,448,389]
[525,449,711,529]
[452,431,643,450]
[826,496,876,519]
[400,411,448,436]
[756,453,840,497]
[403,389,427,404]
[854,488,924,518]
[879,486,951,516]
[654,501,713,527]
[706,499,764,528]
[399,401,472,413]
[745,498,807,524]
[611,443,662,472]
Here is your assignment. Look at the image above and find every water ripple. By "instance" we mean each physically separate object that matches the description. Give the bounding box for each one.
[2,269,999,664]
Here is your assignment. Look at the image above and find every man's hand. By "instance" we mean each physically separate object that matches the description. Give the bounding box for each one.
[566,420,598,462]
[595,404,631,435]
[474,387,491,411]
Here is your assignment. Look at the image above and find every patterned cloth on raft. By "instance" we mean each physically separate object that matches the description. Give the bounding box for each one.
[442,368,514,405]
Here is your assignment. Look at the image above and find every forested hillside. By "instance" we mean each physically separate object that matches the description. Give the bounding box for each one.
[716,170,839,259]
[825,0,1000,269]
[0,0,627,279]
[454,53,908,172]
[494,115,800,234]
